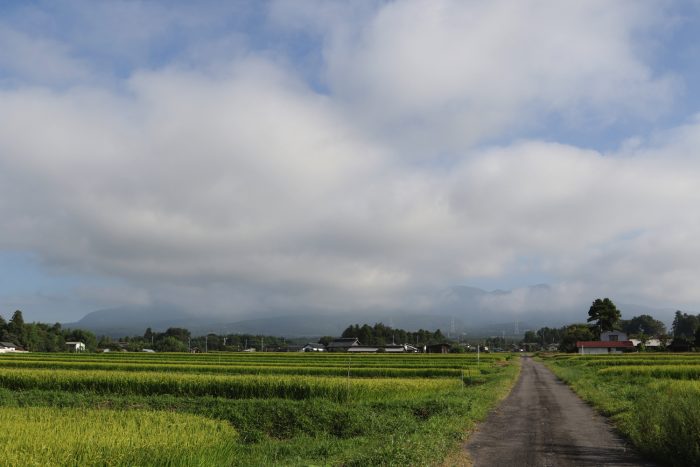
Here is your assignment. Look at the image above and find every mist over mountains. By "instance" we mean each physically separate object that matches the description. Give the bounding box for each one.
[64,285,676,338]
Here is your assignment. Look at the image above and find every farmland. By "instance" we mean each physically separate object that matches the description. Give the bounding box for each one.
[0,351,518,466]
[543,353,700,467]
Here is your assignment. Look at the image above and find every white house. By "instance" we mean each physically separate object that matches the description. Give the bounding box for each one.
[65,341,86,352]
[629,338,668,348]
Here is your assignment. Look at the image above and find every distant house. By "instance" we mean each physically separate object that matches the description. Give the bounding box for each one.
[384,344,419,353]
[576,340,634,354]
[629,338,668,349]
[327,338,360,352]
[348,346,380,353]
[600,331,628,342]
[426,343,451,354]
[0,342,17,353]
[302,343,326,352]
[65,341,86,352]
[384,344,407,353]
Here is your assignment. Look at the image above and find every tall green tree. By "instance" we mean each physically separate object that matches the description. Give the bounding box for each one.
[559,324,595,353]
[620,314,667,337]
[587,298,621,333]
[672,311,699,339]
[7,310,27,347]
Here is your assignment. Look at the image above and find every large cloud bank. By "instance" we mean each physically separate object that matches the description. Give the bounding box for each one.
[0,0,698,321]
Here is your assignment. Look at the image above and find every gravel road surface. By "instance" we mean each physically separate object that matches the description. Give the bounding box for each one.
[465,356,656,467]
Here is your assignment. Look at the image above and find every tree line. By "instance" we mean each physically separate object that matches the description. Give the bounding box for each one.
[1,310,292,353]
[339,322,445,347]
[0,310,97,352]
[522,298,700,352]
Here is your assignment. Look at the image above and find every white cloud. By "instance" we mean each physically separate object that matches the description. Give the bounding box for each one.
[293,0,678,151]
[0,1,698,322]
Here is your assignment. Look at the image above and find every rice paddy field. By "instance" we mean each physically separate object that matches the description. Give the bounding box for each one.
[543,353,700,467]
[0,351,519,466]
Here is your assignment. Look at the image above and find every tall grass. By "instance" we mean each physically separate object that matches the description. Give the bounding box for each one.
[544,353,700,467]
[0,406,237,466]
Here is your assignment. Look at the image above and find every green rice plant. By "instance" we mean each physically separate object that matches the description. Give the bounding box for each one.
[0,352,519,466]
[0,367,462,400]
[543,353,700,466]
[0,406,237,466]
[625,380,700,466]
[0,358,478,378]
[599,365,700,380]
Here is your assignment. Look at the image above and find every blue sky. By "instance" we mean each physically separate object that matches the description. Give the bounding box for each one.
[2,0,700,324]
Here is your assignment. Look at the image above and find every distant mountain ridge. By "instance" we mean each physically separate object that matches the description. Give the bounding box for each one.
[63,284,675,337]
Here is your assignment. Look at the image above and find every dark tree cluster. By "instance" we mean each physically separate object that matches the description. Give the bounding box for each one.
[340,322,445,346]
[671,311,700,350]
[0,310,97,352]
[620,314,667,337]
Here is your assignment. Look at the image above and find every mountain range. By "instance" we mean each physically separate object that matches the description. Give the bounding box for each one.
[63,285,674,338]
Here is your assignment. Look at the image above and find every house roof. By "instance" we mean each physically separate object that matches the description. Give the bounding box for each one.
[576,341,634,348]
[347,346,379,352]
[0,342,16,348]
[303,343,325,348]
[327,338,360,348]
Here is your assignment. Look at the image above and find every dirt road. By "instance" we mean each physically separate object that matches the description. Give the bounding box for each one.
[465,356,656,467]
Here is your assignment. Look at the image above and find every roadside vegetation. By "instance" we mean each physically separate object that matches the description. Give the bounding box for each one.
[0,351,519,466]
[543,353,700,467]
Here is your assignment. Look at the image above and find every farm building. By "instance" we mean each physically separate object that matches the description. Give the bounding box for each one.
[576,340,634,354]
[384,344,420,353]
[0,342,18,353]
[65,341,86,352]
[302,343,326,352]
[629,338,668,349]
[426,343,451,354]
[327,337,360,352]
[347,346,380,353]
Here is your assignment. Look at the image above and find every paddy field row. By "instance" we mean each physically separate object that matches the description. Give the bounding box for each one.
[0,351,519,466]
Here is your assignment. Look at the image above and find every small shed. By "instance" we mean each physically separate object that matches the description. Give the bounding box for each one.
[65,341,86,352]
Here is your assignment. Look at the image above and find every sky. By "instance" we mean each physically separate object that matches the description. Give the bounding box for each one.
[1,0,700,324]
